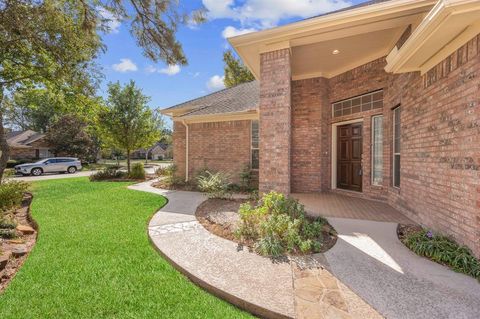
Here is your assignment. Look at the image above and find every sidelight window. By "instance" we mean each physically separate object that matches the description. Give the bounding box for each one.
[393,107,401,188]
[251,120,259,169]
[371,115,383,186]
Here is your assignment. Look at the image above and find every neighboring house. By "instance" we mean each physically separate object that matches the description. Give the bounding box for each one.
[161,0,480,258]
[131,142,170,160]
[7,130,52,160]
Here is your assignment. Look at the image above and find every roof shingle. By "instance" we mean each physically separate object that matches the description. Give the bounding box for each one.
[162,81,259,117]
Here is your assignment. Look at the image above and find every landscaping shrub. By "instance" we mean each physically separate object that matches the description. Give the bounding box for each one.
[0,180,29,212]
[401,227,480,280]
[239,165,257,192]
[6,159,29,169]
[156,164,184,186]
[0,218,16,229]
[196,170,232,199]
[89,167,126,181]
[129,163,145,179]
[235,191,329,256]
[0,229,17,239]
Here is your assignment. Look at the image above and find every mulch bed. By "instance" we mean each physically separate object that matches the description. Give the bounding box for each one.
[0,194,37,293]
[151,180,197,191]
[195,198,337,255]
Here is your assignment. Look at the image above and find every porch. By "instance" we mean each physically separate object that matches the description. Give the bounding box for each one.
[293,192,413,224]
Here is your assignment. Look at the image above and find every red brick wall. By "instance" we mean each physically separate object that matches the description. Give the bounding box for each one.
[173,120,252,183]
[259,49,292,194]
[172,121,186,179]
[386,35,480,257]
[288,35,480,257]
[291,77,330,192]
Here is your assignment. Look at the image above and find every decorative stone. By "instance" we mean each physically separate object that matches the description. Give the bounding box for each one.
[11,245,28,257]
[0,253,10,270]
[6,239,25,244]
[16,224,35,235]
[322,291,349,313]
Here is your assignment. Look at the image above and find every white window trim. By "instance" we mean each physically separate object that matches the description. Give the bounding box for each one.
[371,115,383,186]
[251,120,259,170]
[392,107,401,189]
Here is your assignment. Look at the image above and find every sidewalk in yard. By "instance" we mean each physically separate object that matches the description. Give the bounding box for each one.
[130,181,480,319]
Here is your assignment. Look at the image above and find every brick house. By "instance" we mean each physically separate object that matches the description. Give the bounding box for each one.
[162,0,480,257]
[7,130,52,160]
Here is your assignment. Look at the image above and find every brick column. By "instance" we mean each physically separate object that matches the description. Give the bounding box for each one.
[259,48,292,194]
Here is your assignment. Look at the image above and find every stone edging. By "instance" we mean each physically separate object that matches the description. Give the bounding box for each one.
[0,192,38,293]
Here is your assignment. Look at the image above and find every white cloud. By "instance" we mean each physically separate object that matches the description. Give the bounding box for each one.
[145,64,181,76]
[112,59,138,72]
[203,0,352,28]
[222,26,257,39]
[206,75,225,91]
[159,64,181,76]
[98,7,121,34]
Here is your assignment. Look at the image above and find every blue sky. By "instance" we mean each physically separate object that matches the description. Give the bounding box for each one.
[96,0,366,117]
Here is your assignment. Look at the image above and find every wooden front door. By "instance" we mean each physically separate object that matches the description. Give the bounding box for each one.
[337,123,363,192]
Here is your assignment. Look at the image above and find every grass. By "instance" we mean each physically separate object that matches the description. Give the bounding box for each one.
[0,178,251,319]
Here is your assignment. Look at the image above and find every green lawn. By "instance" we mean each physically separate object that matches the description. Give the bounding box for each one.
[0,178,251,319]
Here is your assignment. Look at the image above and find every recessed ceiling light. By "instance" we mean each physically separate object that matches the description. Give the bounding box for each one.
[332,49,340,55]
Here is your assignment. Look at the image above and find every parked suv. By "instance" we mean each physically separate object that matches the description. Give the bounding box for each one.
[14,157,82,176]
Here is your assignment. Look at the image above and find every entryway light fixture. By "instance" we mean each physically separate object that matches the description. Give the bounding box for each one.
[332,49,340,55]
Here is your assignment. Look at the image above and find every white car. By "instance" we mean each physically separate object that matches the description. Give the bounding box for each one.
[14,157,83,176]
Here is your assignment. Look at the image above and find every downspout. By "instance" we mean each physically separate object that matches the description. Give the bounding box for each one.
[181,120,189,182]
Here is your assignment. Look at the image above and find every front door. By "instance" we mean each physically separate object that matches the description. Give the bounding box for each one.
[337,123,363,192]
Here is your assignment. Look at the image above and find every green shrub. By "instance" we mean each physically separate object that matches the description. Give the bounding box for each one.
[0,180,29,212]
[89,167,126,181]
[0,218,16,229]
[129,163,145,179]
[156,164,185,188]
[0,229,17,239]
[402,228,480,280]
[235,191,327,256]
[6,159,29,168]
[196,170,231,199]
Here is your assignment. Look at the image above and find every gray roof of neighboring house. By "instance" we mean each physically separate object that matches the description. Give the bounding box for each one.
[162,81,259,117]
[6,130,46,148]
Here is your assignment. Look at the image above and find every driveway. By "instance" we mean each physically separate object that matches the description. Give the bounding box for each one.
[11,164,166,182]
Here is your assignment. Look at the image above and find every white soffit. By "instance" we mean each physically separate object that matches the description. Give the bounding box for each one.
[385,0,480,74]
[229,0,437,79]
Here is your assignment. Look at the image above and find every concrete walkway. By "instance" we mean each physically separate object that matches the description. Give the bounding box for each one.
[130,181,480,319]
[324,218,480,319]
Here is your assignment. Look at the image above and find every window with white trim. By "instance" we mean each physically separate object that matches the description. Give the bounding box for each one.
[393,106,401,188]
[251,120,259,169]
[371,115,383,186]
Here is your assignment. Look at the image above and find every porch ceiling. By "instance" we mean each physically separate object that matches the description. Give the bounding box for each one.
[229,0,436,80]
[291,27,404,80]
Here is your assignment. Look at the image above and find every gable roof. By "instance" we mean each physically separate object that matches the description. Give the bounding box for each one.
[7,130,46,148]
[161,81,259,118]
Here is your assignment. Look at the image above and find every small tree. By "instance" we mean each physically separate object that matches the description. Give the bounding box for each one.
[223,50,255,88]
[46,115,97,162]
[99,81,162,173]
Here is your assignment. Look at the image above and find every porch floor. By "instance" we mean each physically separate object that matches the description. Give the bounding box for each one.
[292,192,413,224]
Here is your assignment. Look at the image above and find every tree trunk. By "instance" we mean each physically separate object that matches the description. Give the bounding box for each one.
[0,87,10,184]
[126,149,131,175]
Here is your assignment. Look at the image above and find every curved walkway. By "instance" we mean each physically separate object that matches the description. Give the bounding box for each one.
[130,181,480,319]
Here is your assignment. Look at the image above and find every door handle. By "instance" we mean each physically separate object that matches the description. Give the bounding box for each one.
[358,169,363,176]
